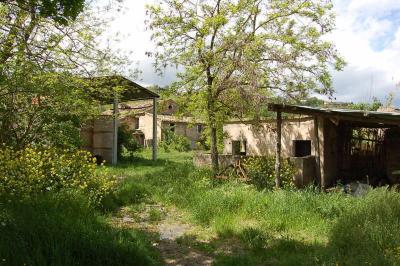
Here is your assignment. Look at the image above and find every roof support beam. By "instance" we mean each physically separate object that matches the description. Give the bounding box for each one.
[152,98,158,161]
[275,109,282,189]
[112,96,118,165]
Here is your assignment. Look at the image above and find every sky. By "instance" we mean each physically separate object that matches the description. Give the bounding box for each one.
[106,0,400,105]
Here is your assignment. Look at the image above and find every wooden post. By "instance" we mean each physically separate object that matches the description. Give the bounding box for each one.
[152,97,157,161]
[112,96,118,165]
[314,116,322,187]
[275,109,282,188]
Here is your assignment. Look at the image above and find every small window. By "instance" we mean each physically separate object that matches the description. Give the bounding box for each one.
[197,124,203,134]
[293,140,311,157]
[134,117,139,129]
[232,141,241,155]
[232,140,247,155]
[168,104,173,110]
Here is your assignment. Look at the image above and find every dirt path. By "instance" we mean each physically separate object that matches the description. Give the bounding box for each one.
[112,204,214,265]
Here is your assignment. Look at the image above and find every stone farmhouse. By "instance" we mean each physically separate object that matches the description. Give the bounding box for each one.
[113,99,205,149]
[81,77,205,164]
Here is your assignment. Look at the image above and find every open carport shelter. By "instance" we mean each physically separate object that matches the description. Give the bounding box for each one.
[81,76,159,165]
[268,104,400,188]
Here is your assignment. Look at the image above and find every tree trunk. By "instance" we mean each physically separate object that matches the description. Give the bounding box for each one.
[210,124,219,174]
[206,67,219,174]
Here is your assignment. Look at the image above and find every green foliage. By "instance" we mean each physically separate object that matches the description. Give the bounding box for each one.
[0,1,128,149]
[329,188,400,265]
[241,156,295,189]
[202,124,226,152]
[147,0,345,170]
[107,150,400,265]
[159,128,191,152]
[148,208,165,223]
[348,97,383,111]
[118,124,142,160]
[0,191,160,266]
[0,146,116,206]
[1,0,85,25]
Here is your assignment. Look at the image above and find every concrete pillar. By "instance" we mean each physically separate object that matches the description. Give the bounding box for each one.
[275,110,282,188]
[112,96,118,165]
[152,97,157,161]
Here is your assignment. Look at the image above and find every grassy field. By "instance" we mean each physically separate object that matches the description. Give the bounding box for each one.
[108,149,400,265]
[1,149,400,265]
[0,191,161,266]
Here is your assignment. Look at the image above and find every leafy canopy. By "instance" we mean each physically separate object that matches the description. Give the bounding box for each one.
[147,0,345,170]
[0,0,128,148]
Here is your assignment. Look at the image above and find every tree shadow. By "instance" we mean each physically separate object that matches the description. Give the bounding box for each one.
[168,227,329,266]
[0,193,163,266]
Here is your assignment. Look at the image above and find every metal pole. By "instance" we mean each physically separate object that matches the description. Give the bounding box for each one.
[112,96,118,165]
[152,97,157,161]
[275,110,282,188]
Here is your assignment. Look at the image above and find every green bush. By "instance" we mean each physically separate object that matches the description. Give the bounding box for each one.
[159,128,191,152]
[241,156,295,189]
[0,191,159,265]
[118,125,142,160]
[0,146,116,206]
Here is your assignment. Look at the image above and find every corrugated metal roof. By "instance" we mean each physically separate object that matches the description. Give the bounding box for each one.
[89,76,159,103]
[268,104,400,125]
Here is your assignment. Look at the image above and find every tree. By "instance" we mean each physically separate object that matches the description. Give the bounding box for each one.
[146,0,344,173]
[0,0,128,148]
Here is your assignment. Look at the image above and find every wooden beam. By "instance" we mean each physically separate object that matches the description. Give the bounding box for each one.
[314,116,322,186]
[112,96,118,165]
[268,103,400,126]
[275,110,282,188]
[152,97,158,161]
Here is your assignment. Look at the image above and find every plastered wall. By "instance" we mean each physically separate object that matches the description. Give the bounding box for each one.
[223,118,316,158]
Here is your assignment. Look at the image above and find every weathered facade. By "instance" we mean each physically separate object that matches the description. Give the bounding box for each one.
[223,117,315,157]
[268,104,400,188]
[82,99,205,161]
[223,105,400,188]
[80,76,159,164]
[81,116,114,163]
[135,112,204,149]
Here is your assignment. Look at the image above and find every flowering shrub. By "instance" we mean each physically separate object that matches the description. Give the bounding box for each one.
[0,146,116,205]
[241,156,295,189]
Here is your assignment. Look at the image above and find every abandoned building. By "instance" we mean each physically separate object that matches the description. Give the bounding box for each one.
[81,78,205,164]
[80,76,160,164]
[107,99,205,149]
[222,104,400,188]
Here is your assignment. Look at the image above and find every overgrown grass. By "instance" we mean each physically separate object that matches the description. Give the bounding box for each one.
[0,191,160,266]
[109,149,400,265]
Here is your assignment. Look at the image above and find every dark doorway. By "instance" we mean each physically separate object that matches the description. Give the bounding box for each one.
[339,125,387,185]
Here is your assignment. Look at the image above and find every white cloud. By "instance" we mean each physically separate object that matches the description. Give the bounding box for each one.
[330,0,400,104]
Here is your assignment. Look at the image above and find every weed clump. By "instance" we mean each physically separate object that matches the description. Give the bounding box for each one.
[329,188,400,265]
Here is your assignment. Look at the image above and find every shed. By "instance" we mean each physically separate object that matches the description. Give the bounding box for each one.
[81,76,159,164]
[268,104,400,188]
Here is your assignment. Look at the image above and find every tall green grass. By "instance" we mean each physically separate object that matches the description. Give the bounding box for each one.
[109,150,400,265]
[0,191,160,266]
